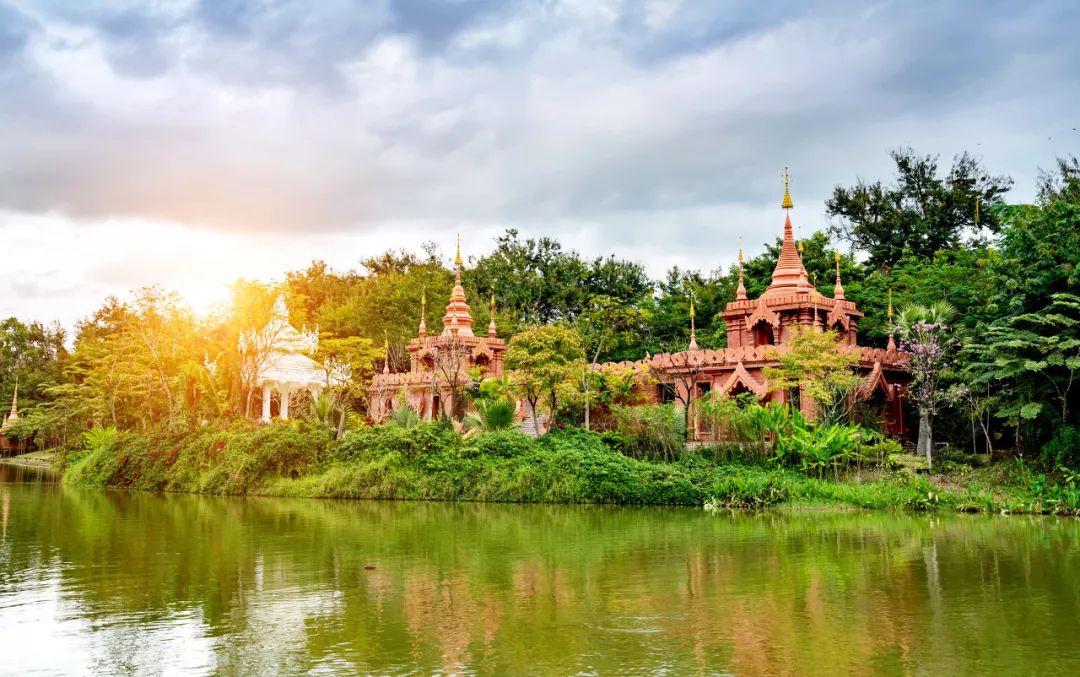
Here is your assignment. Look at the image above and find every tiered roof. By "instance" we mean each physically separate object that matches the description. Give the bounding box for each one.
[0,380,17,434]
[441,236,475,336]
[760,168,813,299]
[255,296,324,388]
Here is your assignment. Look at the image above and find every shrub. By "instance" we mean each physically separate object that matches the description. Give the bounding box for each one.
[611,404,686,461]
[460,430,535,458]
[1043,425,1080,470]
[857,438,903,467]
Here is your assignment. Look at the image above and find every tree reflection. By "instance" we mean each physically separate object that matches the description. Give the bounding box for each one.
[2,482,1079,675]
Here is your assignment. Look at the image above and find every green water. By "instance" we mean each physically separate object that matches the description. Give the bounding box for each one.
[2,463,1079,676]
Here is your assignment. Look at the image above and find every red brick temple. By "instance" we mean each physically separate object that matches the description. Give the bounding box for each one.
[369,239,507,421]
[602,171,909,438]
[370,173,909,439]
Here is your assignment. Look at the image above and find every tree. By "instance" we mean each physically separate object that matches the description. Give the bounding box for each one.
[646,267,732,354]
[991,198,1080,316]
[649,343,711,440]
[433,334,475,420]
[0,317,67,409]
[1036,155,1080,206]
[764,329,861,426]
[896,302,959,470]
[966,294,1080,448]
[505,326,585,435]
[827,149,1012,269]
[572,296,644,430]
[467,229,651,337]
[312,336,379,437]
[233,282,284,418]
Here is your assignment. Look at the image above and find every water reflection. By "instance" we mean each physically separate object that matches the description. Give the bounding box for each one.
[1,470,1079,675]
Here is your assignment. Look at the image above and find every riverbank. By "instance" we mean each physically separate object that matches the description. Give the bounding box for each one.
[1,449,57,469]
[59,420,1078,514]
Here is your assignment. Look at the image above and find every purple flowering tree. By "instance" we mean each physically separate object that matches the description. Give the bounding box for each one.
[896,302,959,471]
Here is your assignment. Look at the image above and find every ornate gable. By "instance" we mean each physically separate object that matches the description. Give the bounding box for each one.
[718,361,769,398]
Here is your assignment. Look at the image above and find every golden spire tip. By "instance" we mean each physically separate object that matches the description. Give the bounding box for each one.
[454,233,463,268]
[781,166,794,210]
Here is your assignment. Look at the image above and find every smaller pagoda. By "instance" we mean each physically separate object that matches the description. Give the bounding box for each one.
[0,381,19,454]
[369,238,506,421]
[243,295,324,422]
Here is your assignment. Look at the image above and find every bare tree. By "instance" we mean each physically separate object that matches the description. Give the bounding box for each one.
[649,344,711,440]
[433,334,475,420]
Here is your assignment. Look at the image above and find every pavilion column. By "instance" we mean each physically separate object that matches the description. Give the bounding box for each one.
[261,384,272,423]
[280,387,291,420]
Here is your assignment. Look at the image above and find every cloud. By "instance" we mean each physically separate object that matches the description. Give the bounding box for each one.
[0,0,1078,325]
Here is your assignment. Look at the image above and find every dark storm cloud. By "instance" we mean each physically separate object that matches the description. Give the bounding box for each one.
[0,0,1078,241]
[0,2,34,64]
[388,0,513,53]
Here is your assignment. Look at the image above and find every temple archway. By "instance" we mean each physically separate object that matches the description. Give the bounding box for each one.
[751,320,775,346]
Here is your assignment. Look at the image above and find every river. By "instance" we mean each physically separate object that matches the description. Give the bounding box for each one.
[1,462,1079,675]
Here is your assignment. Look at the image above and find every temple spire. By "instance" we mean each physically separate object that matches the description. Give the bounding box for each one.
[763,167,812,298]
[1,379,17,434]
[688,290,699,351]
[442,236,474,336]
[735,237,747,301]
[833,250,845,300]
[782,166,794,210]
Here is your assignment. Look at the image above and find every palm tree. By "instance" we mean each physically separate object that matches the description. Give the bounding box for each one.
[464,398,517,433]
[895,301,958,470]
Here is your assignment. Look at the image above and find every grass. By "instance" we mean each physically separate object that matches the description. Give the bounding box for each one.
[60,419,1076,515]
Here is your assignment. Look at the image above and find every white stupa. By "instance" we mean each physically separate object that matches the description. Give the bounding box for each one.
[243,295,323,422]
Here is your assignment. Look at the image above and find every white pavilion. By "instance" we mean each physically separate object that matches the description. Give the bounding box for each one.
[245,296,324,422]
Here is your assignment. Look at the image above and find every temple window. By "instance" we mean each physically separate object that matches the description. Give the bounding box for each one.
[475,354,491,371]
[752,322,775,347]
[657,383,676,404]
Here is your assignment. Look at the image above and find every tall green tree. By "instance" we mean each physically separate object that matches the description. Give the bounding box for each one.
[764,329,861,426]
[966,293,1080,448]
[572,296,645,430]
[505,325,585,435]
[827,149,1012,269]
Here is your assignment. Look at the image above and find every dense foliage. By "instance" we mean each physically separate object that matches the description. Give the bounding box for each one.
[3,148,1079,471]
[61,420,1080,515]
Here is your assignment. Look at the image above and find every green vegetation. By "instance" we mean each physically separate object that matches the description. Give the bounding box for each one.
[60,416,1079,515]
[4,147,1080,501]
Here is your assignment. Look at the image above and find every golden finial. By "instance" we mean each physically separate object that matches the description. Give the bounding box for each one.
[887,289,894,323]
[490,287,496,317]
[974,196,980,226]
[738,236,744,265]
[689,289,695,319]
[421,285,426,311]
[781,166,794,210]
[835,250,842,276]
[454,233,463,268]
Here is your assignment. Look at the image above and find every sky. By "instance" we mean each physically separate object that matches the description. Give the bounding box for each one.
[1,0,1078,330]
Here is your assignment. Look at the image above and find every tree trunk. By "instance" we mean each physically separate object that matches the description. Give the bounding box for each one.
[583,367,591,432]
[531,399,541,437]
[917,411,933,472]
